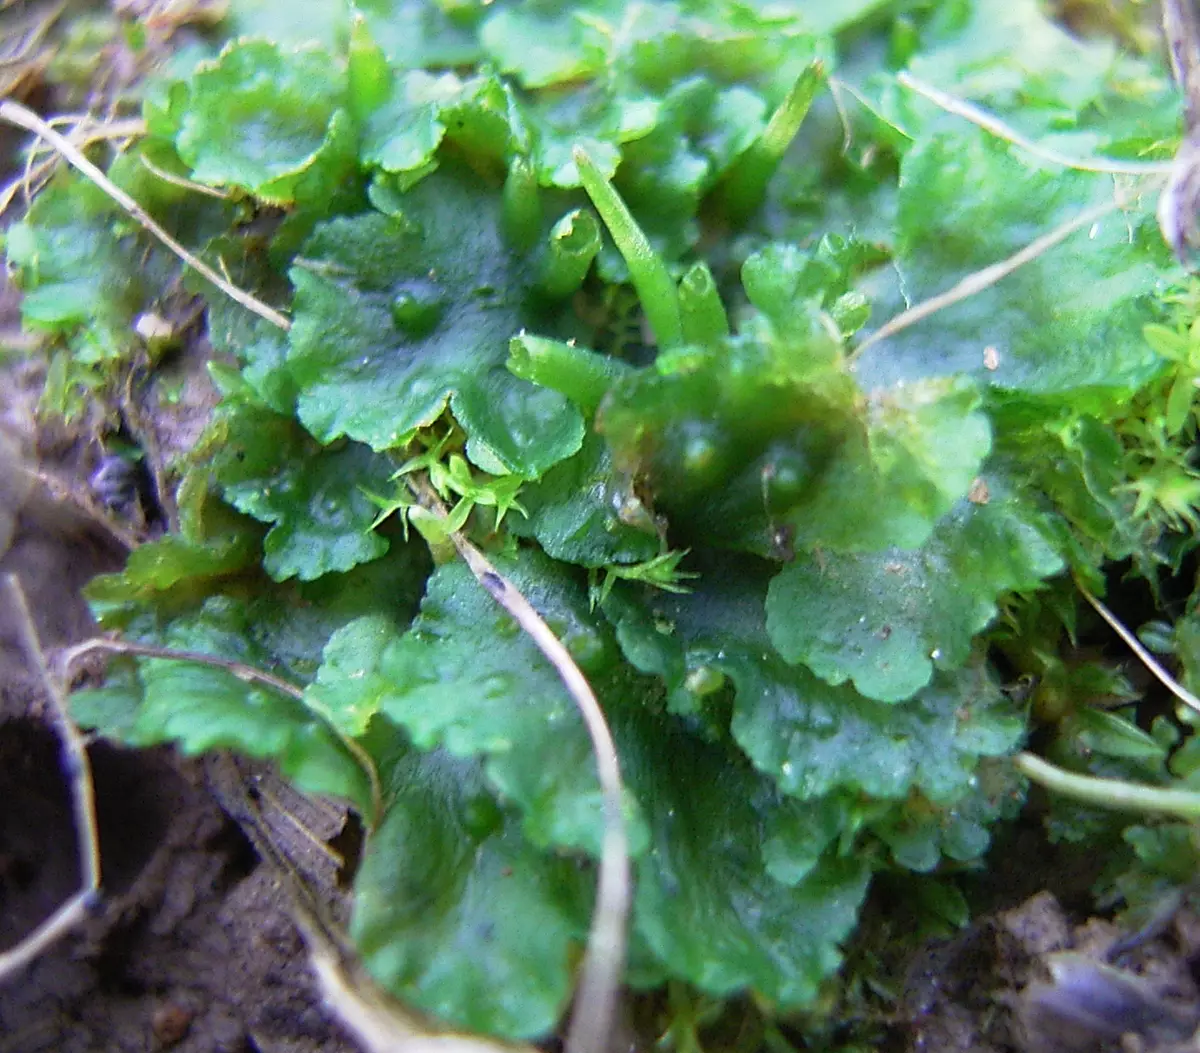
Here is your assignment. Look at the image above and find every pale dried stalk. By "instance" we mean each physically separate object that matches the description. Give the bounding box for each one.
[0,100,291,331]
[139,152,232,199]
[0,575,101,982]
[62,636,385,825]
[63,636,308,701]
[851,196,1122,359]
[896,73,1174,177]
[1077,583,1200,719]
[0,890,95,981]
[309,946,539,1053]
[1017,581,1200,817]
[408,477,630,1053]
[849,68,1172,359]
[0,115,146,218]
[57,508,628,1050]
[1016,582,1200,817]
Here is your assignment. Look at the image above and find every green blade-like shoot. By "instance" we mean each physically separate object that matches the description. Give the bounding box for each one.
[538,208,601,299]
[572,145,684,349]
[678,261,730,345]
[723,59,826,223]
[508,333,632,416]
[347,15,391,122]
[502,154,542,253]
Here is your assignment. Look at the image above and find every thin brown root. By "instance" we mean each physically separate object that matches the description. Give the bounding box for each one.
[62,636,384,827]
[0,100,291,331]
[850,196,1122,360]
[896,73,1175,177]
[1076,581,1200,719]
[407,477,630,1053]
[0,574,101,983]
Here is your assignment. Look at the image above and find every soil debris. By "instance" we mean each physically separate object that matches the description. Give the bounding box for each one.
[903,890,1200,1053]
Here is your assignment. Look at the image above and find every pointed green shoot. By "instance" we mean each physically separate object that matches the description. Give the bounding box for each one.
[502,154,542,253]
[572,145,684,349]
[347,15,391,123]
[723,59,826,223]
[678,262,730,345]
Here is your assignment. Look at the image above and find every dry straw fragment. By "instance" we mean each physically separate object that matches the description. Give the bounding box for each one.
[0,575,101,983]
[850,73,1170,360]
[406,476,630,1053]
[0,100,290,330]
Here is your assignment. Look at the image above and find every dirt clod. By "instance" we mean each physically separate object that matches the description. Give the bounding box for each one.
[903,891,1200,1053]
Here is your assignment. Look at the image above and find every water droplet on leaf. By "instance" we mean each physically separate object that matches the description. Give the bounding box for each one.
[684,665,725,696]
[391,286,444,337]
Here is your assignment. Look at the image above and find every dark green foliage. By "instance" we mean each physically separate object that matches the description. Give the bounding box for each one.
[8,0,1200,1041]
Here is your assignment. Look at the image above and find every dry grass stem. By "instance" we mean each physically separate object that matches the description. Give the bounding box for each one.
[0,890,96,981]
[1077,582,1200,719]
[0,574,101,983]
[309,943,539,1053]
[850,69,1174,359]
[851,196,1122,359]
[63,636,384,825]
[4,575,100,889]
[64,636,307,699]
[138,151,232,199]
[0,100,291,331]
[407,477,630,1053]
[0,115,146,218]
[897,72,1175,176]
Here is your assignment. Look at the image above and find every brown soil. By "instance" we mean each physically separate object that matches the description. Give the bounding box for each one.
[0,359,360,1052]
[900,890,1200,1053]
